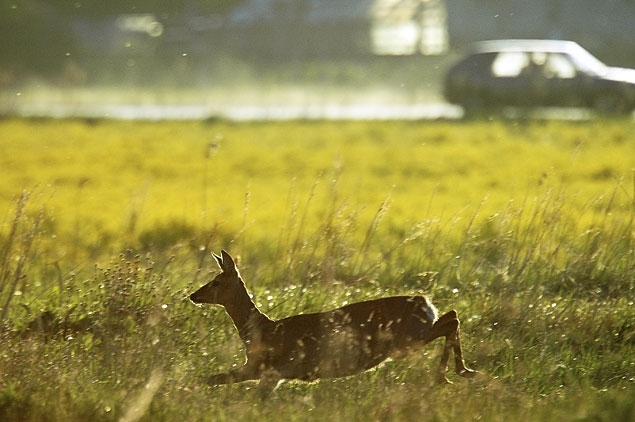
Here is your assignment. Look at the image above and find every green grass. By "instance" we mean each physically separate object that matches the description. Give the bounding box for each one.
[0,117,634,421]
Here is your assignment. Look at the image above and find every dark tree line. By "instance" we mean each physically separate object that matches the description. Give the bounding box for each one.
[20,0,240,17]
[0,0,240,83]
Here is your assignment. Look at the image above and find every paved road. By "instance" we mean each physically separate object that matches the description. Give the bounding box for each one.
[0,85,606,121]
[3,101,602,121]
[1,102,465,121]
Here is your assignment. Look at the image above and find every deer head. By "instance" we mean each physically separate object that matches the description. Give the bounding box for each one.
[189,250,241,305]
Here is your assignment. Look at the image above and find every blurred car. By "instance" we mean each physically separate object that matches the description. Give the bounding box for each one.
[443,39,635,115]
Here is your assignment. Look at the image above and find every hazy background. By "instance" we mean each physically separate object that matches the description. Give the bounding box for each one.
[2,0,634,119]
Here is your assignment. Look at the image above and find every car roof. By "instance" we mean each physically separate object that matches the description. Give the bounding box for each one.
[470,39,583,55]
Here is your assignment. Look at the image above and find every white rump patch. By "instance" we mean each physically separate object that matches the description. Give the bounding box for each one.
[424,297,439,323]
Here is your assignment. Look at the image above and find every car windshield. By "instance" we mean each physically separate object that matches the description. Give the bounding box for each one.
[568,44,608,75]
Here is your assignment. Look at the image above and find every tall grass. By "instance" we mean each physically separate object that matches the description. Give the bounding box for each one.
[1,118,633,263]
[0,118,633,421]
[0,190,47,321]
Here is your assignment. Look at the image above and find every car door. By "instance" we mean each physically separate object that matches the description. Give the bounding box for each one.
[489,51,538,106]
[540,53,585,107]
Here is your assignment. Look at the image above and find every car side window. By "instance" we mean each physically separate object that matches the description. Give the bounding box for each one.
[544,54,577,79]
[491,52,530,77]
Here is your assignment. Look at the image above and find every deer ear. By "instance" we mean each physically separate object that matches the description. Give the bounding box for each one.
[212,252,223,268]
[220,250,237,274]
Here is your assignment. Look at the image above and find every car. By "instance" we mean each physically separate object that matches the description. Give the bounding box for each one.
[443,39,635,115]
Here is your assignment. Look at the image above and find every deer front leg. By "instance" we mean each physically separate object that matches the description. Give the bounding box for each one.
[207,364,260,386]
[257,367,282,399]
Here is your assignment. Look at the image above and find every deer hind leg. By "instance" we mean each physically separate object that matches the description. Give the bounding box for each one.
[431,310,477,384]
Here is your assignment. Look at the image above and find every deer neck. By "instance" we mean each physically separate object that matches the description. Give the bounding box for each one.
[223,284,271,344]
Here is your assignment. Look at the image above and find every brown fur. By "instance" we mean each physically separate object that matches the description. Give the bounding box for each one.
[190,250,476,392]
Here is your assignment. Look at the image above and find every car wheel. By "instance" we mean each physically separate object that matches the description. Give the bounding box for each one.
[593,94,630,115]
[462,98,498,119]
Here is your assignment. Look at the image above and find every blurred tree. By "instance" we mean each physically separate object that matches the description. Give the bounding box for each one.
[44,0,240,17]
[0,2,76,81]
[0,0,241,83]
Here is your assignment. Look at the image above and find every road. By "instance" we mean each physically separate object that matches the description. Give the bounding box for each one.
[0,85,602,121]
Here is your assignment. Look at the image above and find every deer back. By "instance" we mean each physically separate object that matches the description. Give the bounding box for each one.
[251,295,438,379]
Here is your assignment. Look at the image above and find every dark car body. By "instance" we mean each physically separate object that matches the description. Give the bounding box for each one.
[443,40,635,115]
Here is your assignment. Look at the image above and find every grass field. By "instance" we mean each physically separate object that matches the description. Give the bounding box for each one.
[0,117,634,421]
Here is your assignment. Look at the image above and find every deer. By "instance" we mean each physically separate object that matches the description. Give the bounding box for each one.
[189,250,477,394]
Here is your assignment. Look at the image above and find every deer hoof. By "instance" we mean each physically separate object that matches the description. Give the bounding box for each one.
[207,374,227,386]
[437,373,454,385]
[457,368,478,378]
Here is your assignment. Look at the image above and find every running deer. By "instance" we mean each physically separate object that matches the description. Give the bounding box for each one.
[190,250,476,393]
